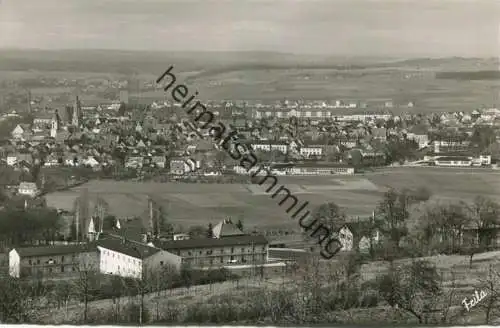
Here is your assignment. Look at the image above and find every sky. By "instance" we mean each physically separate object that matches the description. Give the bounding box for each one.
[0,0,498,57]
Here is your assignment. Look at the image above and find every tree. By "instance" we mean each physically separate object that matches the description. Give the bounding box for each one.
[470,126,496,151]
[308,202,346,233]
[74,254,99,323]
[462,196,500,249]
[376,189,410,250]
[236,219,244,232]
[478,264,500,324]
[348,149,363,169]
[103,215,117,230]
[188,225,207,239]
[157,205,173,238]
[414,202,467,256]
[0,277,35,323]
[207,223,214,238]
[378,260,442,324]
[180,264,193,289]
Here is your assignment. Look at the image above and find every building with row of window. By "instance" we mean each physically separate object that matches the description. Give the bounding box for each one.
[9,244,98,278]
[9,236,182,279]
[155,219,268,268]
[9,220,269,278]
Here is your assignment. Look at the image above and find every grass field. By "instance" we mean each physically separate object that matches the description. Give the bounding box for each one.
[44,167,500,231]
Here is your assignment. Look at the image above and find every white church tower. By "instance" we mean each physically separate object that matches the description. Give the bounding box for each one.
[50,109,60,138]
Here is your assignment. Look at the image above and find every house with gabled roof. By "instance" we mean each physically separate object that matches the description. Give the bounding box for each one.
[212,219,246,239]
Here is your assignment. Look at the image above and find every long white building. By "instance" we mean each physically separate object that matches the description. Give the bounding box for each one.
[97,237,182,279]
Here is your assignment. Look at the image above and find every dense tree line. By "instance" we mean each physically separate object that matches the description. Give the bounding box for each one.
[0,207,62,250]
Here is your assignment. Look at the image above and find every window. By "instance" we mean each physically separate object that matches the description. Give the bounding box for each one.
[61,266,65,273]
[241,248,244,253]
[199,251,202,255]
[28,259,32,265]
[188,252,192,256]
[49,268,52,273]
[160,261,164,266]
[207,250,212,255]
[61,256,65,263]
[231,247,234,253]
[220,257,223,263]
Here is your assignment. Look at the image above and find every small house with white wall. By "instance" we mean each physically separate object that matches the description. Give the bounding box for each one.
[18,182,39,197]
[338,225,354,251]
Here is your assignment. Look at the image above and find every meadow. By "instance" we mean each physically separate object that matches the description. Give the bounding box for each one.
[44,167,500,231]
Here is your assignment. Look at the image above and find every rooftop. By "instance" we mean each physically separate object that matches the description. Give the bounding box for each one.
[212,219,245,238]
[97,235,161,259]
[13,243,97,257]
[156,235,268,251]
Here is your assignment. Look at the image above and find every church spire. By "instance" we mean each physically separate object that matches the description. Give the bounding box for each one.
[72,95,81,127]
[50,109,60,138]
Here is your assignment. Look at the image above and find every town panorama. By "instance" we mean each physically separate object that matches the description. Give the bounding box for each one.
[0,0,499,325]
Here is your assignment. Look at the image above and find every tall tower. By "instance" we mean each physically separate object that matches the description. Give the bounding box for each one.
[50,109,60,138]
[27,90,32,114]
[72,95,81,127]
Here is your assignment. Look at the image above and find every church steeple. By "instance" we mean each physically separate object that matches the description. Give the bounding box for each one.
[72,95,81,127]
[50,109,60,138]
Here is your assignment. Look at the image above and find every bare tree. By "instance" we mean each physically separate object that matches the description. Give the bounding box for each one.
[376,189,411,249]
[478,264,500,324]
[463,196,500,248]
[73,252,99,323]
[378,259,442,324]
[0,277,35,323]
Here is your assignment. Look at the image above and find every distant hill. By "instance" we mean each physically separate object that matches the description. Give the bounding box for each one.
[0,49,495,75]
[436,71,500,80]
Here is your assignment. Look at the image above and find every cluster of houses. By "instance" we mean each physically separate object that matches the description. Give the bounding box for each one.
[1,95,499,185]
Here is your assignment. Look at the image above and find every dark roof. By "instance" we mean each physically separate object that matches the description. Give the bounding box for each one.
[14,243,97,257]
[96,235,161,259]
[156,235,268,251]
